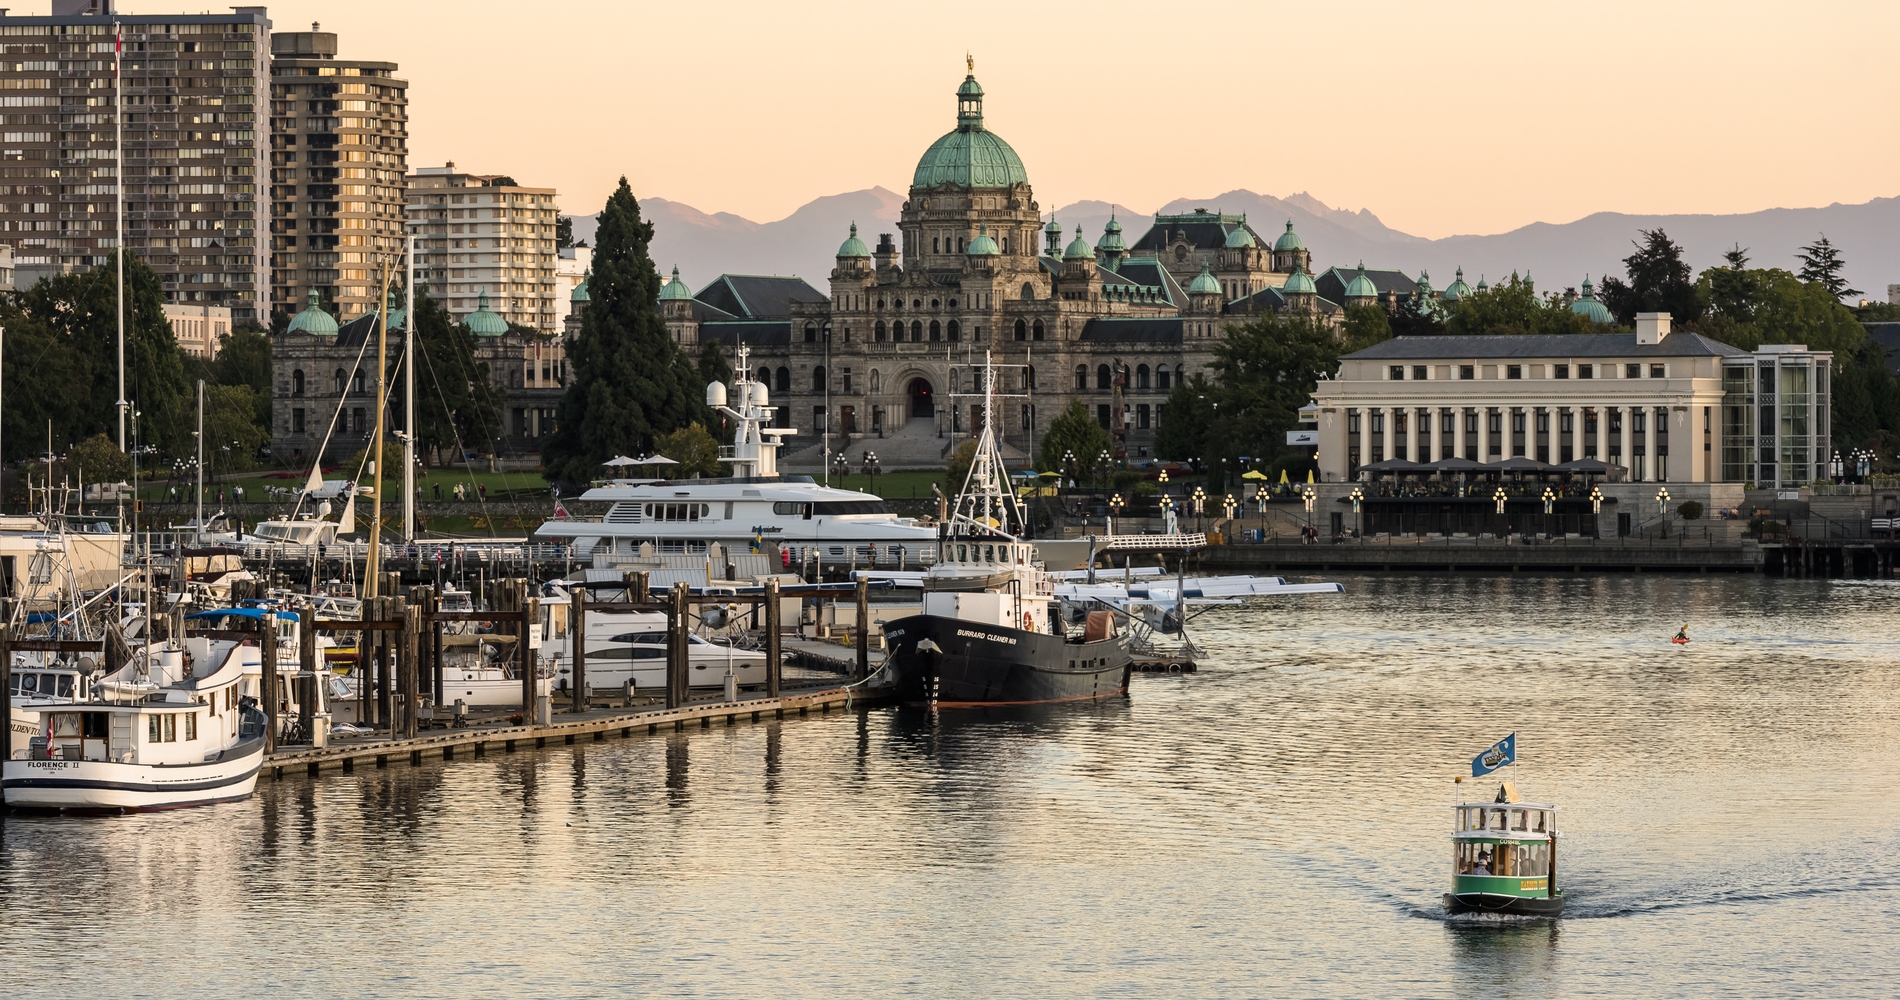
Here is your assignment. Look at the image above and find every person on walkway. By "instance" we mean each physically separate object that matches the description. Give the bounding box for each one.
[478,483,486,501]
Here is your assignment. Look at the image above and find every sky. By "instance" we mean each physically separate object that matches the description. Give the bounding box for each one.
[114,0,1900,238]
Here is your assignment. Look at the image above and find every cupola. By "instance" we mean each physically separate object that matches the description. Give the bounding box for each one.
[286,288,337,336]
[464,290,508,336]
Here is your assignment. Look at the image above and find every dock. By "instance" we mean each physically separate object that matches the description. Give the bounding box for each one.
[263,680,893,780]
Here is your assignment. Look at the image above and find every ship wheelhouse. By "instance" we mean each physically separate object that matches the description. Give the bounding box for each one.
[1446,796,1563,915]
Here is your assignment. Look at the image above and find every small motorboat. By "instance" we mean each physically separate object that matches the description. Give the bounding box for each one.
[1444,783,1564,917]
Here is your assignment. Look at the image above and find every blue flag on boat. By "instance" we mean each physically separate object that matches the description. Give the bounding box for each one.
[1471,734,1516,777]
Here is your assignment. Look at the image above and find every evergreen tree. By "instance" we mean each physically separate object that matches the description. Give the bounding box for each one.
[1445,274,1601,336]
[1599,229,1703,326]
[1706,244,1761,321]
[542,178,706,486]
[1036,398,1110,477]
[1340,304,1392,351]
[1796,234,1861,300]
[697,338,732,395]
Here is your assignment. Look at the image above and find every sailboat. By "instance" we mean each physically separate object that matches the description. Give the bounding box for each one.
[879,352,1132,707]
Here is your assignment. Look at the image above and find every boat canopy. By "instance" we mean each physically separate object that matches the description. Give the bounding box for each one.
[186,607,301,624]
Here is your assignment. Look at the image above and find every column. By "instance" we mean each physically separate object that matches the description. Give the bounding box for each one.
[1476,407,1489,462]
[1357,408,1370,475]
[1619,405,1632,478]
[1454,407,1468,462]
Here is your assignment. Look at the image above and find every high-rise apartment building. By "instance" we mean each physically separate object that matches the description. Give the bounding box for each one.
[267,24,407,326]
[0,1,269,323]
[406,163,559,331]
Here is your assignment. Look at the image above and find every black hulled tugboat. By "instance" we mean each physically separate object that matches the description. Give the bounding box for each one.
[881,352,1131,707]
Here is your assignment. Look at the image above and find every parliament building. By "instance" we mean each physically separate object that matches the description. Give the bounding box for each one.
[646,67,1412,472]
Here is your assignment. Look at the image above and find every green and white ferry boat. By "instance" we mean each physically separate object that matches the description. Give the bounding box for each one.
[1445,780,1564,917]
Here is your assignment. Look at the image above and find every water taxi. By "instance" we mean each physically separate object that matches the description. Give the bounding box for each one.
[1445,782,1563,917]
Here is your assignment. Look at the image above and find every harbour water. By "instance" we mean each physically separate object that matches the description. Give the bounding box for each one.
[3,575,1896,998]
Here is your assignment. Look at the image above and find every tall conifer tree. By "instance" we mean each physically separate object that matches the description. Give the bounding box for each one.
[543,178,705,485]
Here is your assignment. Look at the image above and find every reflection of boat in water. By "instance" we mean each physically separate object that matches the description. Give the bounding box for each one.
[1444,783,1564,918]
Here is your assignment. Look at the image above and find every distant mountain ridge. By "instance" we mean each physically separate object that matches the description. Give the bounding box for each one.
[570,190,1899,304]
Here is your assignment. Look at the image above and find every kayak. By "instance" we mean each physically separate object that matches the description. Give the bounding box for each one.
[1670,636,1689,644]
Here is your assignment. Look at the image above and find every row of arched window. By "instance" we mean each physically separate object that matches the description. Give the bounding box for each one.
[874,319,960,342]
[1012,319,1045,341]
[1073,363,1182,392]
[288,368,368,397]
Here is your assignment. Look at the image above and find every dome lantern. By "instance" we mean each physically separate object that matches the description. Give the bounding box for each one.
[912,67,1029,190]
[1570,273,1613,324]
[837,222,870,259]
[286,288,338,336]
[658,266,694,301]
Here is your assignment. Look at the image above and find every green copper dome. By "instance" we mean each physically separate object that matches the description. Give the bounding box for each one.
[571,270,591,302]
[1063,228,1093,261]
[380,284,406,331]
[286,288,337,336]
[1188,262,1222,296]
[837,223,870,259]
[1344,262,1378,301]
[1281,265,1316,296]
[658,266,694,301]
[967,222,1000,256]
[912,74,1029,190]
[1097,215,1127,252]
[1224,225,1257,249]
[1443,266,1472,302]
[465,290,508,336]
[1476,275,1489,292]
[1571,275,1613,324]
[1273,220,1305,253]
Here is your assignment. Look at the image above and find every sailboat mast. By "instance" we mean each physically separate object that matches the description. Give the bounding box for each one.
[403,234,415,542]
[114,20,125,453]
[195,379,204,540]
[366,261,393,598]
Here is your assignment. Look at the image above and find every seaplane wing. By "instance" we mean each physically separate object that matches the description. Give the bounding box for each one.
[1052,567,1169,581]
[1173,577,1344,598]
[851,570,929,587]
[1056,576,1343,602]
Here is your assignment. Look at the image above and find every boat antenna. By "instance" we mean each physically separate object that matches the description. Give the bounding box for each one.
[114,18,125,455]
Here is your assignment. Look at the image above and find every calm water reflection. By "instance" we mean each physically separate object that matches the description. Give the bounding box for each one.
[4,575,1897,998]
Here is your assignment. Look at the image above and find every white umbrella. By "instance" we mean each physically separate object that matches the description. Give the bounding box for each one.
[602,455,639,467]
[637,454,680,466]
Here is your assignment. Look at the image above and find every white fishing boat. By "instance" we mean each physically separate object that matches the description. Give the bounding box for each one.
[3,641,268,812]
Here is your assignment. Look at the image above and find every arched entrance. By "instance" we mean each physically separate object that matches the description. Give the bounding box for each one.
[908,378,934,419]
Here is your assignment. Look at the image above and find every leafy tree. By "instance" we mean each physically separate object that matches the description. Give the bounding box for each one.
[403,285,504,465]
[542,178,707,486]
[1036,398,1110,478]
[1341,304,1392,351]
[556,215,574,250]
[1599,229,1703,326]
[68,433,131,485]
[1706,244,1761,323]
[201,384,270,475]
[1155,374,1222,474]
[0,251,189,459]
[945,439,979,491]
[656,422,724,478]
[211,326,274,429]
[1389,290,1446,337]
[343,441,406,484]
[1445,274,1603,336]
[1796,234,1862,300]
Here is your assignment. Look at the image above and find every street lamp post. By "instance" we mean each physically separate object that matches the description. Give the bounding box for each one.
[1302,486,1316,542]
[1108,492,1123,536]
[1656,486,1671,539]
[1541,487,1556,539]
[1348,485,1363,538]
[1493,486,1507,535]
[1192,485,1207,531]
[1590,485,1603,539]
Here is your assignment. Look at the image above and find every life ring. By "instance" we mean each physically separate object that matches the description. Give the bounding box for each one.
[1023,612,1035,631]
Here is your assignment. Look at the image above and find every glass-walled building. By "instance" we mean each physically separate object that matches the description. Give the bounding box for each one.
[1721,345,1830,488]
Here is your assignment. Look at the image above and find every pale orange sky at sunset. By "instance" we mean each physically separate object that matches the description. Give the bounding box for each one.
[119,0,1900,237]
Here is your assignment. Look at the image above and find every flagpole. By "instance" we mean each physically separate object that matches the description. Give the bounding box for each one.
[402,233,415,542]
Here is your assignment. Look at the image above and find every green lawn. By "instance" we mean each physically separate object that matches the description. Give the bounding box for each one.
[136,466,555,504]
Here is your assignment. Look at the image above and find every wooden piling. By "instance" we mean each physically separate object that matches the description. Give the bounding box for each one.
[403,603,421,740]
[571,585,588,714]
[297,602,316,739]
[765,578,782,699]
[855,575,869,680]
[430,586,444,708]
[518,582,537,717]
[356,601,372,727]
[667,581,688,710]
[261,610,279,754]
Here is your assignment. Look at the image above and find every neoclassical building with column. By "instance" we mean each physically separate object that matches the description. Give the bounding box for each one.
[1308,314,1833,489]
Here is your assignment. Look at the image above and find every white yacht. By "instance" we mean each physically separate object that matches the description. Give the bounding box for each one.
[534,346,938,567]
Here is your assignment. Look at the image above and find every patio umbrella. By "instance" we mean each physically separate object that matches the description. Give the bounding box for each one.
[636,454,680,466]
[602,455,639,467]
[1306,469,1315,484]
[1359,458,1429,473]
[1491,456,1551,473]
[1243,470,1269,480]
[1277,469,1289,484]
[1426,457,1489,473]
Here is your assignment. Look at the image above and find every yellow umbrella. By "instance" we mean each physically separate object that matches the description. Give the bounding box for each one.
[1278,469,1289,484]
[1306,469,1315,484]
[1242,470,1269,481]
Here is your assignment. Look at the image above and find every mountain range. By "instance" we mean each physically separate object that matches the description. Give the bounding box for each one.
[568,190,1900,305]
